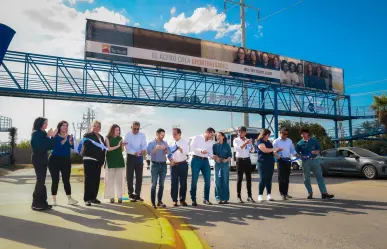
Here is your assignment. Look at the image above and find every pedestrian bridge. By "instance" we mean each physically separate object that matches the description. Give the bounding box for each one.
[0,50,376,139]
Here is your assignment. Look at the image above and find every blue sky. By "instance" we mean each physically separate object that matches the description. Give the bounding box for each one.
[1,0,387,141]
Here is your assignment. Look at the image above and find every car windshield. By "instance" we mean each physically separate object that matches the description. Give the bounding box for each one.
[350,148,379,157]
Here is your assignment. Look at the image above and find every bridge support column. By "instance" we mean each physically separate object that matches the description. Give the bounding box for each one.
[334,120,339,148]
[260,89,265,129]
[347,96,353,147]
[273,87,279,138]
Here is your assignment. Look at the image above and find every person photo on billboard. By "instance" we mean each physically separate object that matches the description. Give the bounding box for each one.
[288,62,300,86]
[249,50,260,67]
[297,63,305,87]
[234,47,247,64]
[260,52,270,69]
[280,60,291,84]
[315,65,327,90]
[272,56,280,71]
[304,63,316,88]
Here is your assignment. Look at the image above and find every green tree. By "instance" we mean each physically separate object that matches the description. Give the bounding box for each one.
[354,120,383,136]
[279,120,334,150]
[17,140,31,148]
[371,93,387,129]
[8,127,17,165]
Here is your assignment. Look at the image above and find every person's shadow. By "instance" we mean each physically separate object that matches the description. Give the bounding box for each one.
[165,198,387,228]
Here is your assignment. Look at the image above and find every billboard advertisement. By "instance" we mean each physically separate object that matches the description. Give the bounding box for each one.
[85,19,344,93]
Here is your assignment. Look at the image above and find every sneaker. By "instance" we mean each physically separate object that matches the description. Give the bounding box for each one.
[52,199,57,206]
[110,198,115,203]
[223,201,229,204]
[135,196,144,202]
[91,199,101,204]
[118,198,122,203]
[257,195,264,202]
[180,201,188,207]
[218,201,224,204]
[192,201,198,206]
[173,202,179,207]
[129,194,137,202]
[281,195,287,201]
[307,193,313,199]
[152,203,157,209]
[237,197,244,203]
[68,197,78,205]
[203,200,212,205]
[247,197,256,203]
[322,193,335,199]
[85,201,92,206]
[157,202,166,208]
[267,194,274,201]
[286,195,293,199]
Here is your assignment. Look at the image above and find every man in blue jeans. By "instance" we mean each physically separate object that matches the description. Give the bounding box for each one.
[190,127,218,206]
[296,128,334,199]
[147,128,169,208]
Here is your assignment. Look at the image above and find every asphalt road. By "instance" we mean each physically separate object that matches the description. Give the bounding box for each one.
[144,169,387,249]
[1,167,386,249]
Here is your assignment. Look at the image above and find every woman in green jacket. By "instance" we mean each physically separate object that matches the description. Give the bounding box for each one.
[104,124,126,203]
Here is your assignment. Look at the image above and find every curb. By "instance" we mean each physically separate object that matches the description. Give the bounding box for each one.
[144,203,210,249]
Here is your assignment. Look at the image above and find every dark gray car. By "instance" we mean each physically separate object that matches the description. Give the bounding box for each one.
[319,147,387,179]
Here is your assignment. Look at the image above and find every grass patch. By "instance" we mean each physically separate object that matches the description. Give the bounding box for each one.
[71,167,84,176]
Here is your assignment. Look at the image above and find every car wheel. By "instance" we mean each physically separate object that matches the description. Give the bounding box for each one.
[362,165,378,179]
[292,162,299,171]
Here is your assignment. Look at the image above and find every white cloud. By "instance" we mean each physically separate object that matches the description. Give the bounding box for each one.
[163,6,241,43]
[67,0,94,5]
[1,0,130,59]
[134,22,140,27]
[170,6,177,15]
[254,24,264,39]
[231,29,242,44]
[0,0,160,140]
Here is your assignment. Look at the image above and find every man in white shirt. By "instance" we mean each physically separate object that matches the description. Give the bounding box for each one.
[233,126,255,203]
[190,127,217,206]
[124,121,147,202]
[273,128,297,200]
[169,128,189,207]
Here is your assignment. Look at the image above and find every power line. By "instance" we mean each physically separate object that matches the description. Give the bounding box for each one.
[204,4,238,32]
[257,0,305,23]
[172,14,186,34]
[351,89,387,97]
[347,78,387,89]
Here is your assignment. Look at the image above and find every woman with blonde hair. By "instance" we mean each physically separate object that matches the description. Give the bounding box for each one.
[81,120,106,206]
[104,124,126,203]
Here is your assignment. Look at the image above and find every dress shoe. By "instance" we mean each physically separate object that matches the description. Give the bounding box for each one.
[322,193,334,199]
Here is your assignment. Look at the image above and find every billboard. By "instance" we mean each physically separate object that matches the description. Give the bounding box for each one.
[85,19,344,93]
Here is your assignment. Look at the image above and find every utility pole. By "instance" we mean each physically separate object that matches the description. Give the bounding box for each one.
[76,122,85,139]
[225,0,260,127]
[82,108,96,131]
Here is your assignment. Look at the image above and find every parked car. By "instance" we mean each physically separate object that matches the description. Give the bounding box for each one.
[289,147,387,180]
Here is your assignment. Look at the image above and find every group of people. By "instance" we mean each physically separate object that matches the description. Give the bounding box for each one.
[234,47,280,70]
[30,118,334,211]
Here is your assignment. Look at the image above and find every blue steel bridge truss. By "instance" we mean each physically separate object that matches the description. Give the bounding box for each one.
[0,50,377,143]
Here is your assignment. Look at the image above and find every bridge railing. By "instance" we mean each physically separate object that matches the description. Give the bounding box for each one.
[0,116,12,132]
[328,122,385,139]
